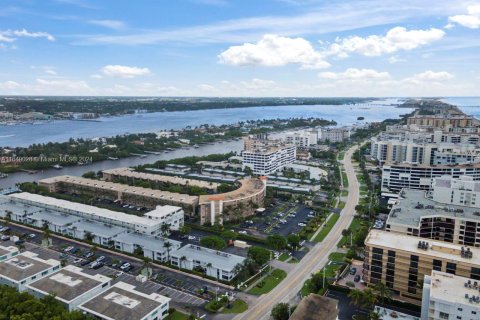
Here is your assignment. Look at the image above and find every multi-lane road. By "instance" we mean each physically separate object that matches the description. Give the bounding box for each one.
[235,144,360,320]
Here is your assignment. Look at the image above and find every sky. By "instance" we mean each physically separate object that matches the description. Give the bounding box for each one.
[0,0,479,97]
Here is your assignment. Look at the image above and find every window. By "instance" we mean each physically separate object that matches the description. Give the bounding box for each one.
[439,311,449,319]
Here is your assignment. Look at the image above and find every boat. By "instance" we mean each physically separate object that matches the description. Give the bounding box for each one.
[0,173,8,179]
[107,157,119,160]
[52,164,63,169]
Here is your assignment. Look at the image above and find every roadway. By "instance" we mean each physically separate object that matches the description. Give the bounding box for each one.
[234,144,360,320]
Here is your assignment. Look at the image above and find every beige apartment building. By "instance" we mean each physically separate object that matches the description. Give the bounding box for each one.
[39,175,199,214]
[364,230,480,302]
[199,177,267,225]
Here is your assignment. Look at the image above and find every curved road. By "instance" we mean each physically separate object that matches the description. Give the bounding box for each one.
[235,145,360,320]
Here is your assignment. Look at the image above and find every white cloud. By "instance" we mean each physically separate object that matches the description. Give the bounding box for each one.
[326,27,445,58]
[101,65,152,78]
[404,70,454,83]
[198,84,217,92]
[35,78,91,91]
[239,78,276,90]
[0,81,20,90]
[448,4,480,29]
[218,34,330,69]
[319,68,390,80]
[90,74,103,79]
[387,56,405,64]
[89,20,126,30]
[0,29,55,42]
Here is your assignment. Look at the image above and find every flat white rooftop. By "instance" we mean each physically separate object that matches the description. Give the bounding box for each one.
[171,244,245,271]
[429,271,480,307]
[27,265,111,303]
[80,281,170,320]
[10,192,162,229]
[366,230,480,266]
[0,251,60,282]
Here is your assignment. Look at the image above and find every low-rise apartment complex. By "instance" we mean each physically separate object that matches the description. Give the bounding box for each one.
[38,175,198,214]
[26,265,111,311]
[364,230,480,301]
[102,167,220,193]
[170,244,246,281]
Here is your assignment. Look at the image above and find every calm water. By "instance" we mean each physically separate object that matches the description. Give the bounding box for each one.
[1,97,478,188]
[0,99,410,147]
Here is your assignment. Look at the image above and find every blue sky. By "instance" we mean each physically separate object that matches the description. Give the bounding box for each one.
[0,0,479,96]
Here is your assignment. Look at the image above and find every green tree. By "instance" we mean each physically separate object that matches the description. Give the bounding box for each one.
[200,235,227,250]
[271,302,290,320]
[266,234,287,250]
[287,234,301,250]
[220,230,238,240]
[247,246,271,265]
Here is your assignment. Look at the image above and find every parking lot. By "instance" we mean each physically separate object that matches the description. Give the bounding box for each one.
[246,201,315,237]
[336,259,366,290]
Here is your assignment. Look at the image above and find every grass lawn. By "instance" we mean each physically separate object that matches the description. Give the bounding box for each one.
[278,253,290,262]
[313,213,340,242]
[248,269,287,295]
[337,217,368,247]
[338,151,345,160]
[166,310,189,320]
[341,171,349,187]
[341,190,348,197]
[337,201,346,209]
[222,299,248,314]
[329,252,346,262]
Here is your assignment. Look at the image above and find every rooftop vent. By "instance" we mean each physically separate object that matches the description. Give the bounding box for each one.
[417,241,429,250]
[461,246,473,259]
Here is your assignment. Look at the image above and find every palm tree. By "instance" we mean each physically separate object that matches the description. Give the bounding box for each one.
[373,282,391,306]
[84,232,94,243]
[163,241,172,262]
[348,289,364,308]
[179,255,187,270]
[160,223,170,237]
[205,262,213,276]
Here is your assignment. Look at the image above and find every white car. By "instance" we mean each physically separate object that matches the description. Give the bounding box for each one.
[64,246,75,253]
[297,223,307,227]
[73,258,83,264]
[188,235,196,240]
[120,263,131,271]
[238,230,248,234]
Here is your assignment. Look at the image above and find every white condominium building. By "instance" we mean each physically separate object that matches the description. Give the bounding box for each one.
[422,271,480,320]
[432,176,480,208]
[144,205,184,231]
[242,137,296,175]
[285,130,318,147]
[381,163,480,192]
[319,127,351,143]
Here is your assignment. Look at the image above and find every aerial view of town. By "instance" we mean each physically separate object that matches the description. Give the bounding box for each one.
[0,1,479,320]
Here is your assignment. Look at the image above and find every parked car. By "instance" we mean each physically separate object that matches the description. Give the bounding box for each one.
[64,246,75,253]
[80,260,91,266]
[83,252,95,259]
[14,240,25,245]
[73,258,83,264]
[187,235,196,240]
[96,256,106,263]
[354,275,361,282]
[238,230,248,234]
[350,267,357,275]
[120,262,131,271]
[28,234,36,239]
[1,235,10,241]
[297,223,306,227]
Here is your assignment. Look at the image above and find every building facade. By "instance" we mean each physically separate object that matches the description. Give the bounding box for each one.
[422,271,480,320]
[198,177,267,225]
[364,230,480,302]
[242,137,296,175]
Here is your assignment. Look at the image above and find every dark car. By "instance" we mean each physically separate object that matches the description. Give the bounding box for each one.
[80,260,91,266]
[350,267,357,275]
[354,275,361,282]
[92,262,104,270]
[14,240,25,245]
